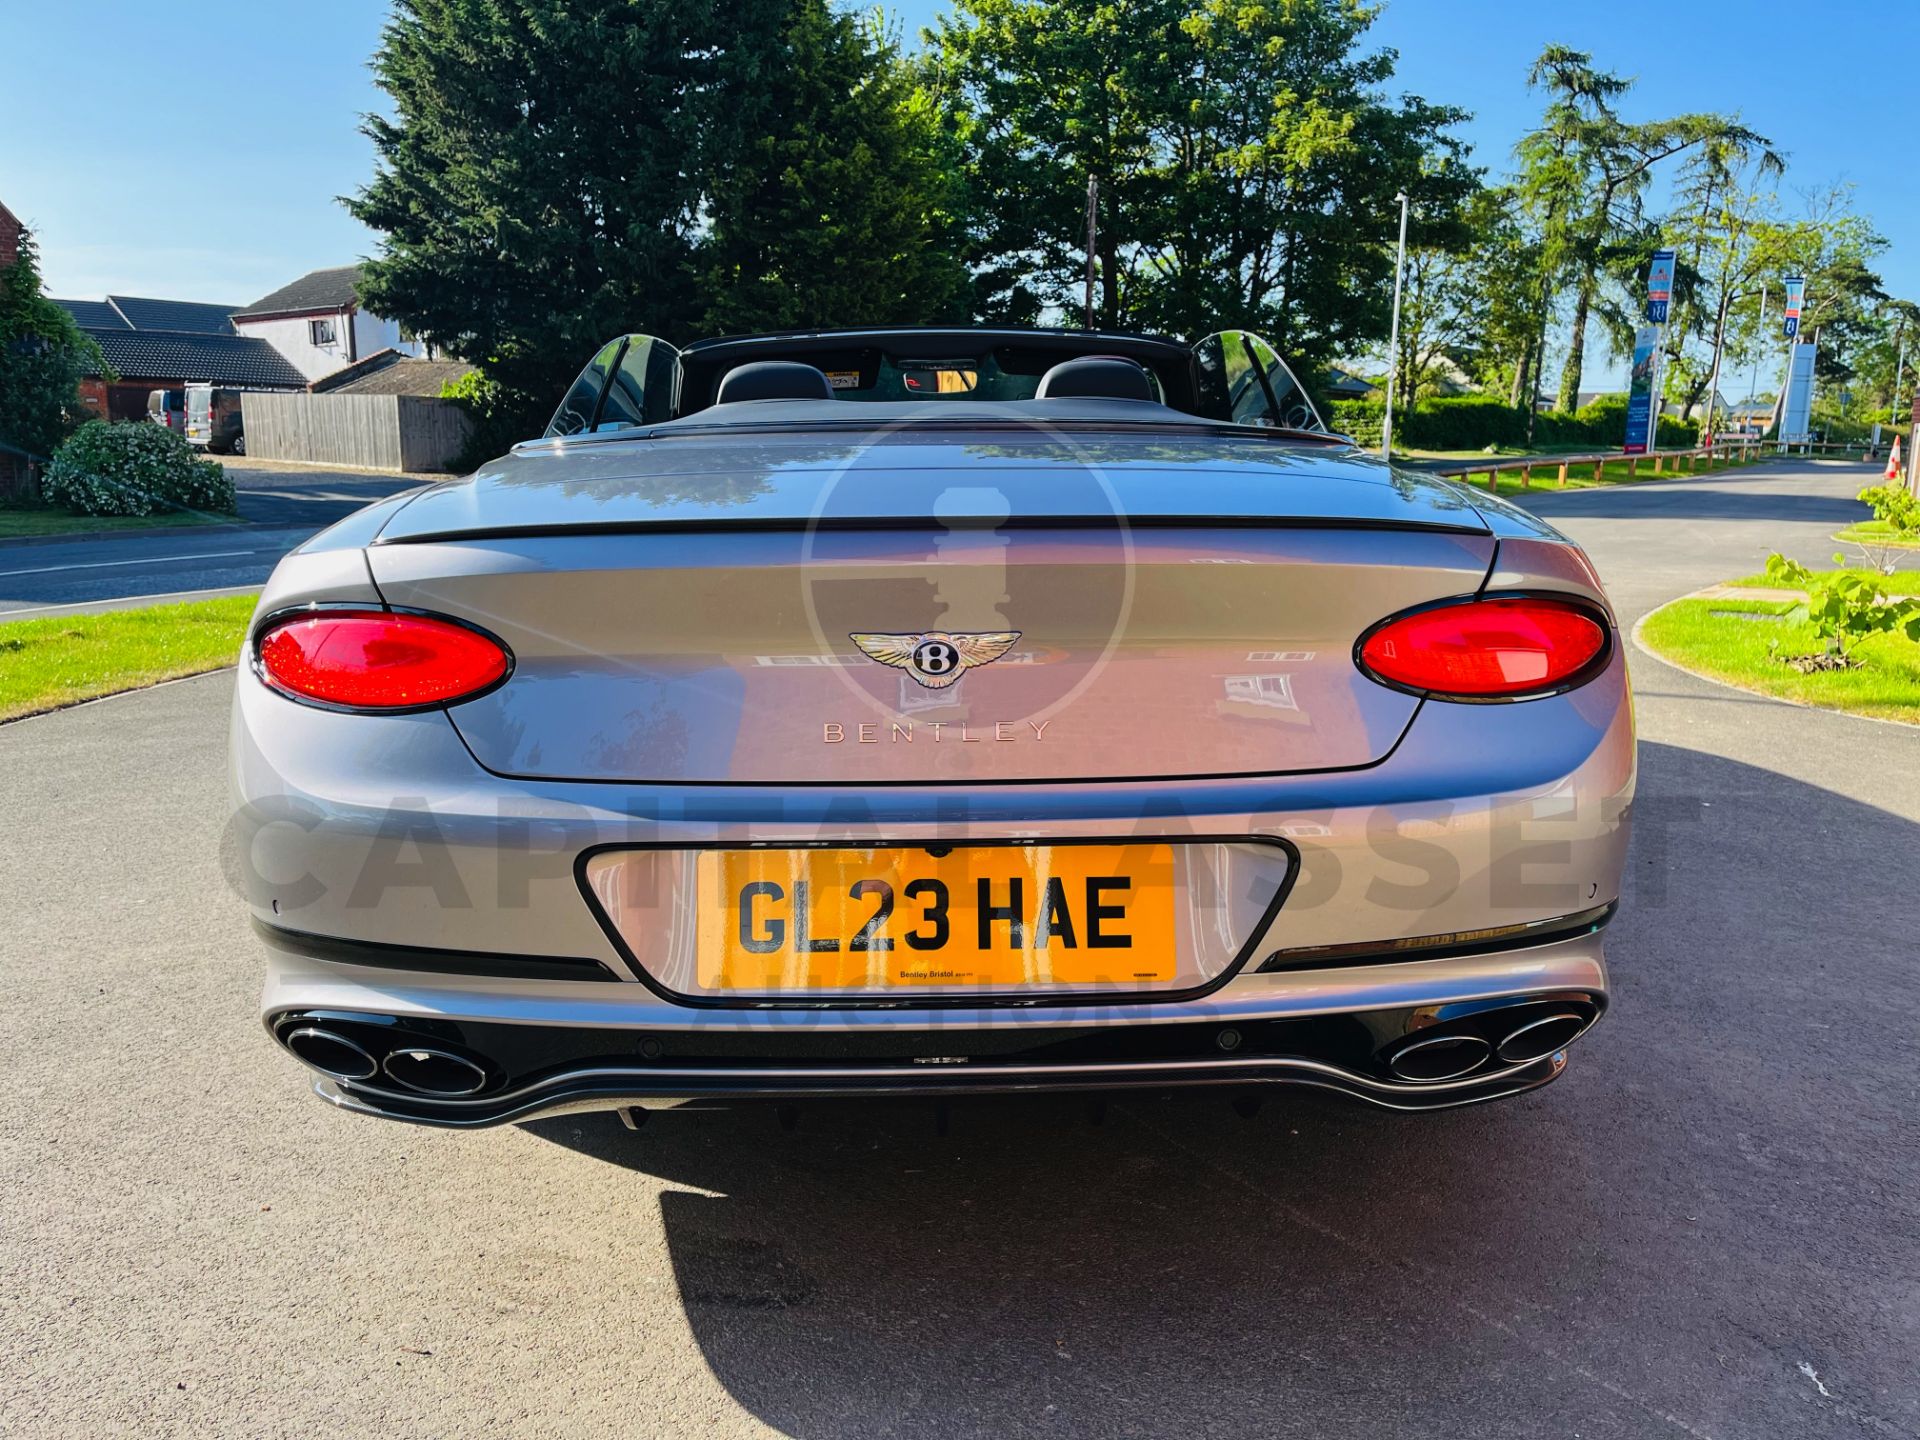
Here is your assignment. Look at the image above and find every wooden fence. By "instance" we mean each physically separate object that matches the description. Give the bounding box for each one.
[241,392,473,473]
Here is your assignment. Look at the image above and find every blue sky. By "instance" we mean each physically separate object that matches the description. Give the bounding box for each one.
[3,0,1913,388]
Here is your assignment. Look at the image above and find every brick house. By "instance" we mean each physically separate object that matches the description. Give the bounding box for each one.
[1,199,32,489]
[78,330,307,419]
[0,196,21,271]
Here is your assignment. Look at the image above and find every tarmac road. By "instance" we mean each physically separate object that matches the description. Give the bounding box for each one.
[0,462,423,617]
[1,457,1915,1439]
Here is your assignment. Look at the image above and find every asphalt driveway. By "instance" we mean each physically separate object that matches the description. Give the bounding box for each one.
[1,457,1914,1439]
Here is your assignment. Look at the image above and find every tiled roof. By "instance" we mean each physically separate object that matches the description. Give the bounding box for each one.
[54,295,238,333]
[83,328,307,389]
[315,352,473,396]
[1323,366,1377,397]
[233,264,363,319]
[53,298,130,329]
[107,295,237,334]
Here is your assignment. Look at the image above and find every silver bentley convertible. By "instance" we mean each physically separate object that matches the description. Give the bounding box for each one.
[230,326,1634,1126]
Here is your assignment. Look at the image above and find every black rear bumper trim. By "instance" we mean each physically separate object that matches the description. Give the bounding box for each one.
[253,918,617,982]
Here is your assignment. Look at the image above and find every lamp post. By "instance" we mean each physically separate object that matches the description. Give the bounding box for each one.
[1747,282,1767,422]
[1083,177,1098,330]
[1380,191,1411,460]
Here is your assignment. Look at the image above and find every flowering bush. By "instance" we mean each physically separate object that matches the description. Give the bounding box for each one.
[42,421,235,517]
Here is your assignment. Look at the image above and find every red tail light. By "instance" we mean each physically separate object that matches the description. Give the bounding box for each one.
[255,610,511,710]
[1357,596,1608,701]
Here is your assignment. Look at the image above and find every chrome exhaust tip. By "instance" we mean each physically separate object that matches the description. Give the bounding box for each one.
[1387,1032,1492,1083]
[1496,1012,1591,1065]
[284,1026,379,1082]
[382,1047,490,1097]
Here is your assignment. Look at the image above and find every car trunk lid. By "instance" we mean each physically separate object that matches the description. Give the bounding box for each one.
[366,425,1494,784]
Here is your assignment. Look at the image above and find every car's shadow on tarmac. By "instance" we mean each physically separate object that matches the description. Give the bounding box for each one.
[526,1088,1593,1435]
[522,738,1920,1439]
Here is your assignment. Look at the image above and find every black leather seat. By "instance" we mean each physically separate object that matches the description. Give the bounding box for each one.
[715,361,835,404]
[1034,356,1155,402]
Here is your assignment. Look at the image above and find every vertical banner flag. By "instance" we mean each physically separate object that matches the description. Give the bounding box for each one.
[1645,249,1676,325]
[1623,326,1659,454]
[1782,275,1805,338]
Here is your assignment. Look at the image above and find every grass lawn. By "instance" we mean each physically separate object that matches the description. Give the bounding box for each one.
[1402,444,1605,461]
[0,594,257,723]
[1640,580,1920,725]
[1420,449,1769,500]
[1725,568,1920,596]
[1834,519,1920,550]
[0,505,218,540]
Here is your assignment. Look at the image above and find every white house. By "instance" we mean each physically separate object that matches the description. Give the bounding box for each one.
[231,265,421,383]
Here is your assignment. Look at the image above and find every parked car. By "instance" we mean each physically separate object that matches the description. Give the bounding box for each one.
[146,388,186,435]
[233,325,1632,1129]
[185,384,246,455]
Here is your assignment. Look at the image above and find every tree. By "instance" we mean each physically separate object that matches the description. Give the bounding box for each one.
[0,227,104,468]
[700,7,970,334]
[1782,192,1887,394]
[1462,189,1550,406]
[1654,158,1798,423]
[353,0,977,428]
[1138,0,1475,373]
[1512,45,1624,414]
[927,0,1185,327]
[930,0,1473,375]
[1391,187,1533,404]
[1514,45,1777,414]
[351,0,751,413]
[1850,297,1920,419]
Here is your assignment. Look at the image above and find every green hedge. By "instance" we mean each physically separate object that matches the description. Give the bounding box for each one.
[440,369,548,474]
[1327,394,1699,453]
[42,420,235,517]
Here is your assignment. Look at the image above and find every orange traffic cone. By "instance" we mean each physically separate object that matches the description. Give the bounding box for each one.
[1887,435,1903,481]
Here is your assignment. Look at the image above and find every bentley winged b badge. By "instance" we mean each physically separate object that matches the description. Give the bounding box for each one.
[850,631,1021,689]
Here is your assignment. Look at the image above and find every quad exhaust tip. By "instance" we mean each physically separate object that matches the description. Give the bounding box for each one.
[1388,1006,1596,1083]
[1496,1012,1590,1065]
[283,1027,379,1083]
[382,1047,490,1097]
[1387,1033,1491,1083]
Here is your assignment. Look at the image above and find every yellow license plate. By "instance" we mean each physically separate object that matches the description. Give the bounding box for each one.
[695,843,1177,992]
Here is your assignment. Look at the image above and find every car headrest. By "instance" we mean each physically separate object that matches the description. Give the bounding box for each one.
[715,361,835,404]
[1034,356,1154,402]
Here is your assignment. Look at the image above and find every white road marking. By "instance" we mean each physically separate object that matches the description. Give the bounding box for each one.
[0,547,264,578]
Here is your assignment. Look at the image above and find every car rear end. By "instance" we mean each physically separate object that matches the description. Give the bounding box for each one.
[185,385,216,449]
[148,388,186,434]
[186,386,243,452]
[231,415,1632,1126]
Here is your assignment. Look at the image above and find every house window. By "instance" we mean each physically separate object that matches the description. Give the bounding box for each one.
[309,318,337,346]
